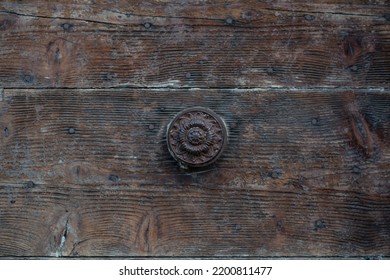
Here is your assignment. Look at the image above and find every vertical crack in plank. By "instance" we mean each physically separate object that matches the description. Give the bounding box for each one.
[134,208,160,255]
[56,216,69,257]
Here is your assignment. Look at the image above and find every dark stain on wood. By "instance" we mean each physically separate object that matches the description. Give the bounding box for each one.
[3,127,9,137]
[344,93,381,159]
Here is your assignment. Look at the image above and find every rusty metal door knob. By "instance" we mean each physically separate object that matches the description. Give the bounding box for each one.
[167,107,228,168]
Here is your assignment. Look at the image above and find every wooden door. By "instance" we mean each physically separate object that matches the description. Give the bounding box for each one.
[0,0,389,257]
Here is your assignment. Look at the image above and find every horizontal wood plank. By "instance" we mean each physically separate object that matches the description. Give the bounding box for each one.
[1,0,389,23]
[0,7,389,88]
[1,183,389,256]
[0,88,389,256]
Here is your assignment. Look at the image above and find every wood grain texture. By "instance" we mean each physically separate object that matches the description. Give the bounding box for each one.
[0,0,389,257]
[1,0,388,22]
[0,2,389,88]
[0,88,389,256]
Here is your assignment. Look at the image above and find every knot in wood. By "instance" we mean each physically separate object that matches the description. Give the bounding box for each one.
[167,107,227,168]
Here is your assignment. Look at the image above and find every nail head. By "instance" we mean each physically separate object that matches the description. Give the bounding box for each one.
[226,17,235,25]
[26,181,35,188]
[3,127,9,137]
[61,22,74,31]
[349,65,358,72]
[108,174,120,183]
[271,169,282,179]
[352,166,361,174]
[68,128,76,134]
[304,14,315,21]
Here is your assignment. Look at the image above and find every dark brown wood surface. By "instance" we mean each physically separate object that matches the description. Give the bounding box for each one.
[0,1,389,257]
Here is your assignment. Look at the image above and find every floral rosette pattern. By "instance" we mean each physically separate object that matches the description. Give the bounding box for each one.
[167,108,227,168]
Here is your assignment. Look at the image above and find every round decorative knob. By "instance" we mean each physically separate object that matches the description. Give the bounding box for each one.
[167,107,228,168]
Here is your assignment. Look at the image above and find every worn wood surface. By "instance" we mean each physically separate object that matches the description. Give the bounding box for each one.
[0,0,389,257]
[0,1,389,88]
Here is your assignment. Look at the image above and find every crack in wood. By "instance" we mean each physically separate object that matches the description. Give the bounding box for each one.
[0,10,122,26]
[56,216,69,257]
[264,7,385,19]
[69,239,89,256]
[106,9,224,22]
[0,9,224,26]
[134,209,161,255]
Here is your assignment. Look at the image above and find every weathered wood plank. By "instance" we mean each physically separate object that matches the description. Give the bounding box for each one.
[0,9,389,88]
[0,88,389,256]
[1,0,388,23]
[0,182,389,256]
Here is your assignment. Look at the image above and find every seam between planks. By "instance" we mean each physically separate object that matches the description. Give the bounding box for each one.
[1,86,389,92]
